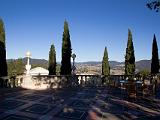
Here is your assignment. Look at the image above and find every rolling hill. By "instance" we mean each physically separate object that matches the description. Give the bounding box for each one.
[7,58,155,72]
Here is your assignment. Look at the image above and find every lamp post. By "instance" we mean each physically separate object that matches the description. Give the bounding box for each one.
[72,53,76,75]
[25,51,31,76]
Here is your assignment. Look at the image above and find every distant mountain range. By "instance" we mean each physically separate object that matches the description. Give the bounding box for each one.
[76,61,122,68]
[7,58,48,65]
[7,58,154,72]
[75,60,152,70]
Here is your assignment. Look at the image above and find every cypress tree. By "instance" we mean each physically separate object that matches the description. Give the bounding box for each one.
[102,47,110,75]
[0,18,7,87]
[125,29,135,75]
[151,34,159,74]
[60,20,72,75]
[48,44,56,75]
[0,19,7,76]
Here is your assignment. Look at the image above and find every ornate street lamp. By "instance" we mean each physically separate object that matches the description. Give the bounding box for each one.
[72,53,76,74]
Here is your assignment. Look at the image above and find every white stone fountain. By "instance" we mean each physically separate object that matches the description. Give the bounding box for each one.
[21,51,49,90]
[21,51,34,89]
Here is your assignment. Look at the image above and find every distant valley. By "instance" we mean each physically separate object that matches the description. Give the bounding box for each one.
[7,58,154,75]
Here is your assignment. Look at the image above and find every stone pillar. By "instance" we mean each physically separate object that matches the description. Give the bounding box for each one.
[25,51,31,76]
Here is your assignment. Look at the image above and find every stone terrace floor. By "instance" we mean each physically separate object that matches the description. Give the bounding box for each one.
[0,87,160,120]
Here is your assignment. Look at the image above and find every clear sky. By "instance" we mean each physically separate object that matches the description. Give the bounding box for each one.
[0,0,160,62]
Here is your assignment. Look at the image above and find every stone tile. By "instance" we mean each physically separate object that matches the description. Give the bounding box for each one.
[22,104,53,115]
[107,103,124,114]
[69,100,90,110]
[1,86,160,120]
[0,114,37,120]
[5,93,21,98]
[40,97,53,104]
[17,94,43,101]
[33,90,55,95]
[39,115,53,120]
[40,96,65,105]
[55,108,87,120]
[0,100,26,110]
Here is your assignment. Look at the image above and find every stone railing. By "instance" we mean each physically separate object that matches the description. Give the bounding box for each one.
[14,74,160,97]
[30,75,103,89]
[108,75,160,98]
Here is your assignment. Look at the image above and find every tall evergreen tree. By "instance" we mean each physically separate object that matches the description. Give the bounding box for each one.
[102,47,110,75]
[0,19,7,76]
[125,29,135,75]
[0,18,7,87]
[48,44,56,75]
[60,20,72,75]
[151,34,159,74]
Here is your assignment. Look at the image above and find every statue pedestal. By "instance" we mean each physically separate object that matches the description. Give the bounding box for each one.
[21,75,34,89]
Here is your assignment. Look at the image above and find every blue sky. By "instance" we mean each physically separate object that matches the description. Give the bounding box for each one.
[0,0,160,62]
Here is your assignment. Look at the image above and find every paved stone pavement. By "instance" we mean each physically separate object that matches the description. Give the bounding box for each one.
[0,87,160,120]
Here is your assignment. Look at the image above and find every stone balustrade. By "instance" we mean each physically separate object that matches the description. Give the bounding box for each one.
[12,74,160,97]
